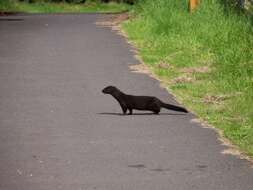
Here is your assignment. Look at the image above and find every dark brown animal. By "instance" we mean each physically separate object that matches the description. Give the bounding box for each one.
[102,86,188,115]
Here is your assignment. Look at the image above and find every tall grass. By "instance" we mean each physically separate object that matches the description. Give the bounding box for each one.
[123,0,253,155]
[0,0,15,11]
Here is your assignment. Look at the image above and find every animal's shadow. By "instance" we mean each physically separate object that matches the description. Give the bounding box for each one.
[98,112,186,116]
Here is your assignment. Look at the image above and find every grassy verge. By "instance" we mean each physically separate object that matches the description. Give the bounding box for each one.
[0,0,130,13]
[123,0,253,156]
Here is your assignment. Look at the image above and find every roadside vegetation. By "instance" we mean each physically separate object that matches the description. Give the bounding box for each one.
[0,0,130,13]
[123,0,253,156]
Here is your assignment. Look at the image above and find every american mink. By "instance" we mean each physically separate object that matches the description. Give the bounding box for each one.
[102,86,188,115]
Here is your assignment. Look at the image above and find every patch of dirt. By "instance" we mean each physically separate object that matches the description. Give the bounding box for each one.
[129,63,150,75]
[181,66,211,74]
[203,92,242,105]
[172,75,194,84]
[204,95,228,105]
[96,12,130,27]
[225,116,246,123]
[157,61,171,69]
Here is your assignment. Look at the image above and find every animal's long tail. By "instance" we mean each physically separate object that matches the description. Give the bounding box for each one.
[161,102,188,113]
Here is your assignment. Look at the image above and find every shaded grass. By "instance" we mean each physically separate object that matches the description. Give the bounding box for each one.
[0,0,130,13]
[123,0,253,156]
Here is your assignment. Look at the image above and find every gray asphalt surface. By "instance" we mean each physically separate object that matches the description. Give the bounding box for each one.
[0,14,253,190]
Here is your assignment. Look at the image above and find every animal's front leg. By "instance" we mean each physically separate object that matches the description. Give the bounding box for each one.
[120,104,127,115]
[122,108,127,115]
[128,108,133,115]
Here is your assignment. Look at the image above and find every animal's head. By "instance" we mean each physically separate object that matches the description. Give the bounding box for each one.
[102,86,118,94]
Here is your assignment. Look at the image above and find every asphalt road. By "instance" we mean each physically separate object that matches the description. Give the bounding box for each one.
[0,14,252,190]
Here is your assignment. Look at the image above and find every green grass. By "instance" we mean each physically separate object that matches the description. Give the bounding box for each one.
[123,0,253,156]
[0,0,130,13]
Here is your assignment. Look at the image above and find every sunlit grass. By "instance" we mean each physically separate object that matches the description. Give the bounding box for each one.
[123,0,253,156]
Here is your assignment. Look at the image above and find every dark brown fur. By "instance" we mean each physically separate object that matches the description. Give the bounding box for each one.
[102,86,188,115]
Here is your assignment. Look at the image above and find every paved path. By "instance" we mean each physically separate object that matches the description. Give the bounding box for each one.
[0,14,252,190]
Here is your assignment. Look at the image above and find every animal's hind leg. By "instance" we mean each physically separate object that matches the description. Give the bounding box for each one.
[153,107,160,114]
[150,101,161,114]
[153,110,160,114]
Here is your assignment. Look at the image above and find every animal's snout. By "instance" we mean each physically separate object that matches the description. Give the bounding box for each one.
[102,88,107,94]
